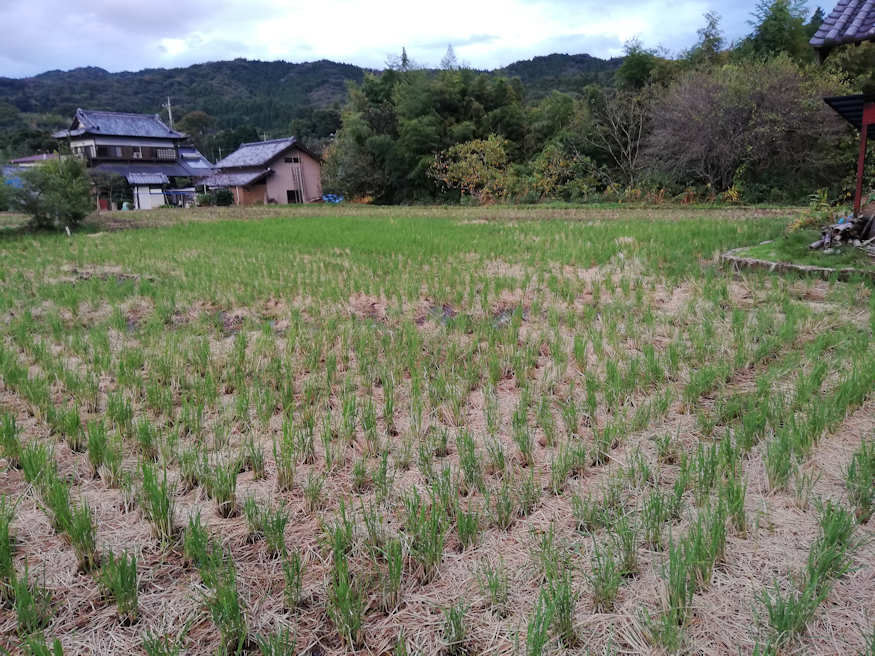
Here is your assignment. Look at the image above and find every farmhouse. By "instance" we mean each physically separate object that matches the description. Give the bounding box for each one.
[53,108,214,209]
[204,137,322,205]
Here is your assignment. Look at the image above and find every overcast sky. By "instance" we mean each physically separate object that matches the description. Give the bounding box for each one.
[0,0,824,78]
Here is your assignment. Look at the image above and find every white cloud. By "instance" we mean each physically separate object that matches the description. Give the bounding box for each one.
[158,39,188,57]
[0,0,823,77]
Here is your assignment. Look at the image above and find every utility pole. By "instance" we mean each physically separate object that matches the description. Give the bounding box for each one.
[163,96,174,129]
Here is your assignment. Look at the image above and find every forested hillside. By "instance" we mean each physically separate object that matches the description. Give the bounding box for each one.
[494,53,623,98]
[0,54,620,162]
[0,59,369,161]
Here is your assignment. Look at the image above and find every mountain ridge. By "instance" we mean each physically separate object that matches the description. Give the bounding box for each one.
[0,53,621,157]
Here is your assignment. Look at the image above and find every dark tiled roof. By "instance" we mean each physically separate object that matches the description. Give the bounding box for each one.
[178,145,214,171]
[55,109,186,139]
[214,137,297,168]
[810,0,875,49]
[203,170,272,187]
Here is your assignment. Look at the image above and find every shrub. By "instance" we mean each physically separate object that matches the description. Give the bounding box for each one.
[13,158,93,230]
[645,55,847,202]
[215,189,234,206]
[429,135,510,204]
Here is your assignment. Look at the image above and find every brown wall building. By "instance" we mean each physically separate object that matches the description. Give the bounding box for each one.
[205,137,322,205]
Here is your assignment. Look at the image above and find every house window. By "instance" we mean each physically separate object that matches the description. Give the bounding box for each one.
[287,189,302,204]
[157,148,176,160]
[97,146,123,158]
[284,156,300,163]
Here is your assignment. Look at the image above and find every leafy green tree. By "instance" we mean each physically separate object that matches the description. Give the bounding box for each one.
[615,40,658,89]
[429,134,509,203]
[321,111,388,200]
[326,66,530,202]
[89,170,130,207]
[0,102,24,131]
[525,91,575,156]
[205,126,260,163]
[1,129,57,158]
[441,45,459,71]
[825,42,875,93]
[686,11,725,67]
[176,110,216,151]
[806,6,825,38]
[0,179,10,211]
[528,142,597,201]
[14,158,93,229]
[290,105,342,150]
[746,0,812,62]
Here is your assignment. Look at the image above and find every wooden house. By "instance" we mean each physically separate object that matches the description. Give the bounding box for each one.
[53,109,214,209]
[204,137,322,205]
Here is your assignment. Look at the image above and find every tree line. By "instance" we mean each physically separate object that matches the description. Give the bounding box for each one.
[325,2,875,205]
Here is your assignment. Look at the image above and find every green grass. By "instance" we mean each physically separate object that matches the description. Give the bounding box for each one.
[733,229,875,271]
[0,205,871,655]
[98,550,138,622]
[758,502,859,650]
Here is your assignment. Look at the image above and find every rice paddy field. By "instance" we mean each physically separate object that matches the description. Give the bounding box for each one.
[0,206,873,655]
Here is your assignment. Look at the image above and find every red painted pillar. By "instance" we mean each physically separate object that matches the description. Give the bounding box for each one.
[855,124,868,216]
[856,102,875,216]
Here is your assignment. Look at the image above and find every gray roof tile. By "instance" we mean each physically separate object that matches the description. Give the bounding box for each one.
[203,170,272,187]
[59,109,186,139]
[811,0,875,49]
[126,172,170,185]
[214,138,297,168]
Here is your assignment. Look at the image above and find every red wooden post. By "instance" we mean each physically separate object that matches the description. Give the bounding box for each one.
[855,124,868,216]
[856,102,875,216]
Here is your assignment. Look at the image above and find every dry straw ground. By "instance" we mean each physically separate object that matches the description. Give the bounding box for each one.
[0,205,871,656]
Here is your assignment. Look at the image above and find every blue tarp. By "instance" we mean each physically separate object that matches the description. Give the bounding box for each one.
[322,193,343,204]
[2,166,24,189]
